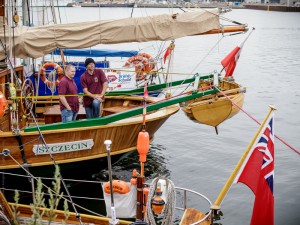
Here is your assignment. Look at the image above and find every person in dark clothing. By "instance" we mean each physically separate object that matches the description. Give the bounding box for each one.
[58,64,79,122]
[80,58,108,118]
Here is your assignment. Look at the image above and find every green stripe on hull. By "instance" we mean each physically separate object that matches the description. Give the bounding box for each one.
[106,74,213,96]
[24,88,217,132]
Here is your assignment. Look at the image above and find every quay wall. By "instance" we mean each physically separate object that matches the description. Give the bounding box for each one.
[244,4,300,12]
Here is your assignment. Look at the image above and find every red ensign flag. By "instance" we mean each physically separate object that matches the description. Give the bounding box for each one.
[235,114,275,225]
[221,46,242,77]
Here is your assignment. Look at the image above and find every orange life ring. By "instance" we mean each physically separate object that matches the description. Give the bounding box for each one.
[39,62,64,87]
[138,52,155,73]
[0,91,7,117]
[103,180,130,194]
[124,53,155,81]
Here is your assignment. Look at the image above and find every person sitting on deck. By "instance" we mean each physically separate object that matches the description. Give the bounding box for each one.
[80,58,108,118]
[58,64,79,122]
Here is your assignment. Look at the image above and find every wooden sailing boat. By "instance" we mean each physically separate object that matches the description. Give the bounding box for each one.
[0,3,249,170]
[0,66,179,170]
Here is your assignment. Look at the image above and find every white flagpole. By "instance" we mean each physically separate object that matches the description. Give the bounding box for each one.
[239,27,255,48]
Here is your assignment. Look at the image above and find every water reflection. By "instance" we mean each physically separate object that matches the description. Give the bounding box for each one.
[95,143,170,182]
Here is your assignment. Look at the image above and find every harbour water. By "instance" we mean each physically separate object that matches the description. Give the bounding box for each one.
[26,7,300,225]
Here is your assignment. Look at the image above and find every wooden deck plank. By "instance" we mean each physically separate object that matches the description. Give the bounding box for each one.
[180,208,210,225]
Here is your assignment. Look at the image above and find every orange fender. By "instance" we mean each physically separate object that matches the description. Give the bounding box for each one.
[39,62,64,87]
[104,180,130,194]
[137,131,150,162]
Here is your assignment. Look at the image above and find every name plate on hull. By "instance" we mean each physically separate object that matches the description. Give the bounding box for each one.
[33,139,94,155]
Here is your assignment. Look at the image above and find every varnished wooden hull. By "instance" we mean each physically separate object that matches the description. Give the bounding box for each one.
[0,97,179,170]
[181,80,245,127]
[7,202,131,225]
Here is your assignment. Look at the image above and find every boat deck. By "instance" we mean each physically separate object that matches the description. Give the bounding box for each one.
[180,208,210,225]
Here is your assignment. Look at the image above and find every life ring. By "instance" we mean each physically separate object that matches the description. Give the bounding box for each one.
[39,62,64,87]
[138,52,155,73]
[124,53,155,80]
[0,91,7,117]
[103,180,130,194]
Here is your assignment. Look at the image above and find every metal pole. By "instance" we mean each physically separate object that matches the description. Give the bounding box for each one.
[104,140,119,225]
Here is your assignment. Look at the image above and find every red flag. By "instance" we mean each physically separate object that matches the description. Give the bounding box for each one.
[221,28,254,77]
[235,114,274,225]
[163,42,175,64]
[143,79,149,99]
[163,48,172,64]
[221,46,242,77]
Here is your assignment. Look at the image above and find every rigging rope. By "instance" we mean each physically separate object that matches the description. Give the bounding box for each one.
[145,177,176,225]
[1,51,83,224]
[214,85,300,155]
[1,152,105,219]
[0,162,105,218]
[48,69,57,94]
[190,36,224,74]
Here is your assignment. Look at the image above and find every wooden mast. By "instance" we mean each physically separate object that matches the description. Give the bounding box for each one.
[197,26,248,35]
[0,0,4,17]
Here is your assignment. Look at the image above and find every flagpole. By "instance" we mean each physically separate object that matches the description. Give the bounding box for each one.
[212,104,277,209]
[239,27,255,48]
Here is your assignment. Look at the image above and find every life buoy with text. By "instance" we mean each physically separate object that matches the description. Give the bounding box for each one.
[104,180,130,194]
[39,62,64,87]
[124,53,155,81]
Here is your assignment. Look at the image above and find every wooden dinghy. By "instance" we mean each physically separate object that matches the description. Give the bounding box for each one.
[181,79,245,127]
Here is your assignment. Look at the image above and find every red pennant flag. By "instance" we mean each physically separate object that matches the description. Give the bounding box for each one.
[143,79,148,99]
[221,46,242,77]
[235,114,275,225]
[221,28,254,77]
[163,42,175,64]
[163,48,172,64]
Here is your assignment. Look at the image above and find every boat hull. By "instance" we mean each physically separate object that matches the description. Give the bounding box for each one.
[181,80,245,127]
[0,104,179,170]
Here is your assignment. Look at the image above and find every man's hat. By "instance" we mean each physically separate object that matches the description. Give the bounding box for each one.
[85,58,95,67]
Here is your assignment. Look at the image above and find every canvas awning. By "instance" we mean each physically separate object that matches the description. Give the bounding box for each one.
[0,9,220,59]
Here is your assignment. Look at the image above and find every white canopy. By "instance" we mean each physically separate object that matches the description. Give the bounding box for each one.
[0,9,220,59]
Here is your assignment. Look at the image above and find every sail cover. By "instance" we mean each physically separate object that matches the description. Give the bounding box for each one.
[0,9,219,59]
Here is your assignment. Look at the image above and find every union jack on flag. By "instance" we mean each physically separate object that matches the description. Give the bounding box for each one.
[258,118,274,194]
[235,112,275,225]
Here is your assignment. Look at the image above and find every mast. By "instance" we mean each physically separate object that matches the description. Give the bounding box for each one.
[0,0,4,17]
[22,0,30,26]
[0,0,5,66]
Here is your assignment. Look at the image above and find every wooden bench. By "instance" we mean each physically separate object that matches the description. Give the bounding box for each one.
[102,105,136,114]
[43,105,86,124]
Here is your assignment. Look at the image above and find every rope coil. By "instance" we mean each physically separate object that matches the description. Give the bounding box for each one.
[145,177,176,225]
